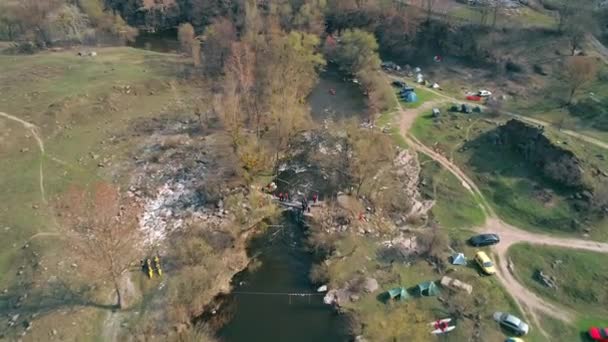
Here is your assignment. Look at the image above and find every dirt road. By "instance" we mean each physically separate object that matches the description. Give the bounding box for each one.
[390,91,608,328]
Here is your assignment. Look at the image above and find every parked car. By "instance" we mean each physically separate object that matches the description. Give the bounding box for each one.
[392,80,407,88]
[474,251,496,275]
[478,90,492,97]
[382,61,401,71]
[493,312,529,336]
[461,104,472,113]
[589,327,608,342]
[469,233,500,247]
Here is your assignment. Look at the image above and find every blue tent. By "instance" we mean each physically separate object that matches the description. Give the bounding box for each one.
[402,91,418,103]
[451,253,467,266]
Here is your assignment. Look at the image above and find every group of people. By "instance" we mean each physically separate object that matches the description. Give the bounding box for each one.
[142,255,162,279]
[276,191,319,213]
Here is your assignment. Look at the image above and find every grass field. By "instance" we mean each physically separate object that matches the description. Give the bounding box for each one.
[450,5,557,29]
[509,244,608,317]
[419,154,486,230]
[0,47,199,339]
[508,243,608,341]
[410,109,608,240]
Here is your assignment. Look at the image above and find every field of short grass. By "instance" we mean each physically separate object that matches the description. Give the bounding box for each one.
[449,3,557,29]
[505,61,608,142]
[0,47,199,339]
[509,244,608,318]
[508,243,608,341]
[419,154,486,230]
[411,109,608,240]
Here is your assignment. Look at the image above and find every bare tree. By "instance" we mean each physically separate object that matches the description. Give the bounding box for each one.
[12,0,62,45]
[178,23,195,53]
[178,23,201,66]
[60,183,141,309]
[557,1,597,55]
[564,57,597,104]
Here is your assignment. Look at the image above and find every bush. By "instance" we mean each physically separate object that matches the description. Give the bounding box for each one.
[505,60,525,73]
[11,41,38,54]
[533,64,548,76]
[598,68,608,82]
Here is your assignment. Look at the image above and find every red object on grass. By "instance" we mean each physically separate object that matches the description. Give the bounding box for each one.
[466,95,482,101]
[589,327,608,342]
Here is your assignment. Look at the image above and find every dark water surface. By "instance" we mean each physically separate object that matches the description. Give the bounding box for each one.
[218,215,349,342]
[308,66,367,122]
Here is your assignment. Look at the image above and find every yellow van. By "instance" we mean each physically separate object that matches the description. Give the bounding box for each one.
[475,251,496,275]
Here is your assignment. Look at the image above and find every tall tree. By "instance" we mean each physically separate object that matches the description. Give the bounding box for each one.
[12,0,62,45]
[178,22,200,66]
[331,28,381,75]
[201,18,237,75]
[258,30,325,165]
[60,183,141,309]
[557,1,598,55]
[564,57,597,105]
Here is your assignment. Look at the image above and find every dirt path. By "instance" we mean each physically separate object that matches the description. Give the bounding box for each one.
[398,99,447,133]
[386,74,608,151]
[0,111,47,203]
[390,90,608,329]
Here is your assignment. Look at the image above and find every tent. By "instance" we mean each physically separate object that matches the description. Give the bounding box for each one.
[416,281,440,297]
[402,91,418,103]
[451,253,467,265]
[387,287,410,301]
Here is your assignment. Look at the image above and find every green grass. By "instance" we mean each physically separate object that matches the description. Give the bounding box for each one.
[505,63,608,143]
[399,87,438,109]
[410,110,608,240]
[450,5,557,29]
[419,154,486,230]
[0,47,198,339]
[509,243,608,318]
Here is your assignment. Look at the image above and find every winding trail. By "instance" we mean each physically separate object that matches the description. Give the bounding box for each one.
[0,111,47,203]
[387,85,608,331]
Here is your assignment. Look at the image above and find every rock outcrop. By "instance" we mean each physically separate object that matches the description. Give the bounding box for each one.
[494,119,585,188]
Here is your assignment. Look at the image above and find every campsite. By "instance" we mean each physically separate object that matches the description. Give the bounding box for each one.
[1,0,608,341]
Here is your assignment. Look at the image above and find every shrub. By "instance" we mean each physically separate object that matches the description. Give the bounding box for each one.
[505,60,525,73]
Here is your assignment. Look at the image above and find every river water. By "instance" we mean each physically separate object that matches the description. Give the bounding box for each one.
[217,214,349,342]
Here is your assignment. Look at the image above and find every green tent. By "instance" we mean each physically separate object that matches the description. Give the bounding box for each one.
[387,287,409,301]
[416,281,440,297]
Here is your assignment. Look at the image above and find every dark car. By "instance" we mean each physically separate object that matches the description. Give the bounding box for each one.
[468,234,500,247]
[392,80,407,88]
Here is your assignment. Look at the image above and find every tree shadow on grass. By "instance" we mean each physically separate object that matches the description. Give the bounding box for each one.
[0,279,117,317]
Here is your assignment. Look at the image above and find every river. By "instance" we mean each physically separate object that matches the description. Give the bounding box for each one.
[217,214,349,342]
